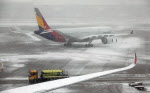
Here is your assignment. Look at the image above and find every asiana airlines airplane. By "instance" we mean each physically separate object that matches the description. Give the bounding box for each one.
[34,8,133,47]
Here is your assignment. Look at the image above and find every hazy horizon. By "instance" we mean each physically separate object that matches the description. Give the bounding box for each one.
[0,0,150,26]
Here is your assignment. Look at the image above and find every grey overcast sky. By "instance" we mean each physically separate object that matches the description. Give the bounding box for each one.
[0,0,150,25]
[1,0,149,5]
[35,0,149,5]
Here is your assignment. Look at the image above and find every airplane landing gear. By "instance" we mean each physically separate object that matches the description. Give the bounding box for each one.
[85,44,93,47]
[64,42,72,47]
[85,39,93,47]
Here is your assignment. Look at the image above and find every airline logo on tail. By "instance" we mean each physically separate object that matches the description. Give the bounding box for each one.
[34,8,66,42]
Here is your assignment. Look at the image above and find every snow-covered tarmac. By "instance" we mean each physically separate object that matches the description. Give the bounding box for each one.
[0,26,149,93]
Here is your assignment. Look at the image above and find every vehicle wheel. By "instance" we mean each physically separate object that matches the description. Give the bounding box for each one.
[29,80,32,84]
[32,79,36,84]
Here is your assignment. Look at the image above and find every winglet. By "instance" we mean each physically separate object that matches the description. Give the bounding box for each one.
[134,53,137,64]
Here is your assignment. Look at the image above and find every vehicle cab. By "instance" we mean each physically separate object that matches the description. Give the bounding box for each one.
[28,70,38,83]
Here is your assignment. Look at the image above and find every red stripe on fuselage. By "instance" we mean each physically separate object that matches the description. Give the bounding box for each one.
[51,31,66,42]
[42,17,65,42]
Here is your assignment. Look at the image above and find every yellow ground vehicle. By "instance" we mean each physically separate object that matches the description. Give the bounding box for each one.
[28,69,68,84]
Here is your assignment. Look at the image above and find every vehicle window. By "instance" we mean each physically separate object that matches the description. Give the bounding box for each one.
[30,73,36,76]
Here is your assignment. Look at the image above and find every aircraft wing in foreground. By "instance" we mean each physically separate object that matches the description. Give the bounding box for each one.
[1,53,137,93]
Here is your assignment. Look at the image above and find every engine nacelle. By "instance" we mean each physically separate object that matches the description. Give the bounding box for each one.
[101,37,117,44]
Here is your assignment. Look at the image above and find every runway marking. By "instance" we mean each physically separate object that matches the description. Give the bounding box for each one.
[0,77,28,81]
[0,62,3,68]
[9,28,41,41]
[26,33,41,41]
[8,28,20,33]
[8,28,12,32]
[0,62,3,72]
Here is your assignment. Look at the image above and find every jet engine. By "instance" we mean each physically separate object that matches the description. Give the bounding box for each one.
[101,37,117,44]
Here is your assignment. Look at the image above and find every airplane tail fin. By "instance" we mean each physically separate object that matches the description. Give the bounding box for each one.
[34,8,66,42]
[34,8,51,34]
